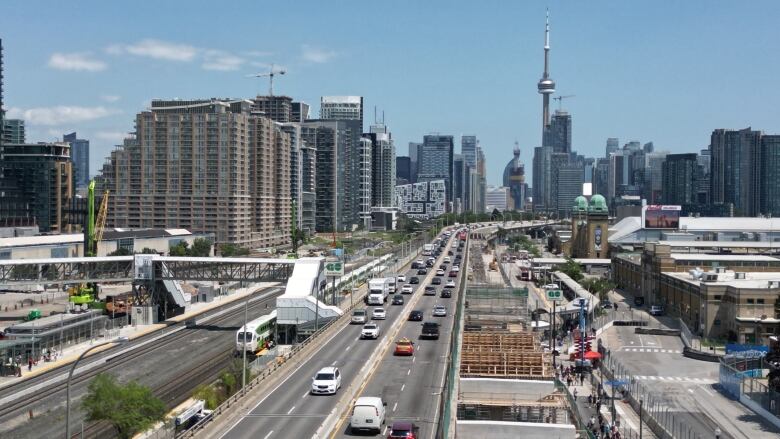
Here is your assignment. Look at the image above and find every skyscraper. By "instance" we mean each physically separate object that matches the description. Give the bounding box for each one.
[0,38,4,143]
[252,95,294,122]
[476,145,487,214]
[545,110,572,154]
[2,118,25,144]
[760,135,780,217]
[452,154,465,213]
[709,128,762,216]
[662,153,698,205]
[366,123,395,208]
[605,138,619,157]
[418,135,454,209]
[291,101,310,123]
[461,135,477,168]
[537,10,555,137]
[320,96,363,130]
[396,156,412,185]
[408,142,422,183]
[63,132,89,191]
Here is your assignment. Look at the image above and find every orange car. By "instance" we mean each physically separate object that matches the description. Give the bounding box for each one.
[394,337,415,356]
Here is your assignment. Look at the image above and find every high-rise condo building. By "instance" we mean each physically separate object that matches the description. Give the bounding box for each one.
[461,135,477,168]
[396,156,412,186]
[418,135,454,209]
[661,153,698,205]
[545,110,572,154]
[452,154,465,213]
[97,99,291,248]
[2,118,25,144]
[709,128,762,216]
[760,135,780,217]
[605,138,619,157]
[320,96,364,130]
[0,142,73,232]
[366,123,396,208]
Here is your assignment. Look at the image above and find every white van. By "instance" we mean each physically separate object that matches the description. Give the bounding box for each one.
[350,396,386,434]
[351,309,367,324]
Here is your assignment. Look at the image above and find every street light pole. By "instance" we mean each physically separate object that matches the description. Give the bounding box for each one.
[66,337,128,439]
[639,398,643,439]
[611,367,616,421]
[242,297,248,395]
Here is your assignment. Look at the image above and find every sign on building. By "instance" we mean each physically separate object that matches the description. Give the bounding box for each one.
[324,261,344,277]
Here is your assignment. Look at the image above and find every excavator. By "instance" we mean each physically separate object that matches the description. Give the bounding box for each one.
[68,180,109,307]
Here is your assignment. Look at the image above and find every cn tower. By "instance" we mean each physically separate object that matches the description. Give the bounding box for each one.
[537,9,555,134]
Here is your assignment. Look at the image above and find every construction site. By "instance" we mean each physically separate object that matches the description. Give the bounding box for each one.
[454,234,576,438]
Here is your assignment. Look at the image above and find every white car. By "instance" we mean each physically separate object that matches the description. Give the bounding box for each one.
[451,265,460,273]
[436,269,445,276]
[397,274,407,283]
[361,323,380,339]
[401,284,414,294]
[311,367,341,395]
[372,308,386,320]
[445,279,456,288]
[432,305,447,317]
[443,256,451,263]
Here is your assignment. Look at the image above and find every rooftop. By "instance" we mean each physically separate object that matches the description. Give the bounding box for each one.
[0,229,195,249]
[669,254,780,262]
[665,270,780,289]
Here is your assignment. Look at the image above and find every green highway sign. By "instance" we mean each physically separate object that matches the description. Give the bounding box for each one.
[546,289,563,301]
[324,261,344,277]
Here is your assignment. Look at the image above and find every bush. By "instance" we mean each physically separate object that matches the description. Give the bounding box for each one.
[82,373,166,439]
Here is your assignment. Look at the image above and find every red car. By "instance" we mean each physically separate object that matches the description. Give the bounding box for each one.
[394,338,415,356]
[448,271,457,277]
[388,421,418,438]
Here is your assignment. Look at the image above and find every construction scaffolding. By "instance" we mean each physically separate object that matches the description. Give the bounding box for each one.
[464,285,530,332]
[460,332,552,379]
[457,394,570,424]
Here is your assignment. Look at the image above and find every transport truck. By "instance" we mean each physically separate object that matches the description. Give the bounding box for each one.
[367,278,392,305]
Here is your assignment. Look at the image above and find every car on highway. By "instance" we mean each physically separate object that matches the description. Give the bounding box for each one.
[424,286,437,296]
[409,276,420,284]
[420,322,440,339]
[397,274,406,283]
[432,305,447,317]
[417,268,428,275]
[649,305,664,316]
[351,309,367,324]
[445,279,456,288]
[443,256,451,263]
[448,271,458,278]
[456,247,462,253]
[361,323,380,339]
[401,284,414,294]
[439,263,448,270]
[372,308,386,320]
[350,396,386,434]
[436,269,445,276]
[440,289,451,298]
[408,310,423,321]
[411,261,419,269]
[394,337,415,355]
[311,366,341,395]
[448,250,454,256]
[389,421,419,439]
[431,277,442,285]
[452,265,460,272]
[425,259,435,268]
[392,294,404,305]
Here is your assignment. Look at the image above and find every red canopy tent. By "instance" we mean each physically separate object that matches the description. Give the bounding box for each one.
[584,350,602,360]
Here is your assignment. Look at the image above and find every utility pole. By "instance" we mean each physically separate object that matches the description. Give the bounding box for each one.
[241,297,248,395]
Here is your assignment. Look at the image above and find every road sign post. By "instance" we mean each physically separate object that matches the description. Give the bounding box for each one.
[546,289,563,302]
[324,261,344,277]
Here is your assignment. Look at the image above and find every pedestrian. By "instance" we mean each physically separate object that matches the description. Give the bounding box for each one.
[596,400,602,413]
[27,357,32,371]
[580,373,584,386]
[613,302,618,311]
[573,388,578,400]
[588,394,593,406]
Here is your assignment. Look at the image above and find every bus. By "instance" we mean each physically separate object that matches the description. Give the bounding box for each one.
[235,310,277,355]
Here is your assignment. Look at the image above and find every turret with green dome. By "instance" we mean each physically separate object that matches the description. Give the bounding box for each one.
[573,195,588,213]
[588,194,608,214]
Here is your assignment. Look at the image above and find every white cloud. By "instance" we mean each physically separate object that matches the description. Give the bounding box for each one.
[48,53,107,72]
[6,106,119,126]
[244,50,274,58]
[301,44,337,63]
[109,39,197,62]
[100,94,121,103]
[202,50,245,71]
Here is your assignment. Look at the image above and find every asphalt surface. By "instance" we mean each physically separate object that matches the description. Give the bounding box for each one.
[221,236,463,439]
[0,286,284,439]
[606,307,780,439]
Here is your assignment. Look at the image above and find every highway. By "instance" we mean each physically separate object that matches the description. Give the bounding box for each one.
[221,234,463,439]
[0,285,285,439]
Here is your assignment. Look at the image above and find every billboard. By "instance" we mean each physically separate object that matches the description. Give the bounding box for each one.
[643,205,681,229]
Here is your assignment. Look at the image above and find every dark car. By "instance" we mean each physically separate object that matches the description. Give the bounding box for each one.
[424,285,437,295]
[417,268,428,275]
[431,277,442,285]
[447,250,454,256]
[420,322,440,340]
[408,310,424,321]
[456,247,462,253]
[389,421,418,439]
[439,264,448,270]
[409,276,420,284]
[425,260,434,268]
[448,271,458,278]
[411,262,419,269]
[634,296,645,307]
[392,295,404,305]
[440,290,452,298]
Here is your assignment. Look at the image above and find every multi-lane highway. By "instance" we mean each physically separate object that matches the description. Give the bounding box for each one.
[221,233,465,439]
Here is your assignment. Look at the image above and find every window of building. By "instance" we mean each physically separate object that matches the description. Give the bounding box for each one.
[713,295,722,301]
[0,251,11,260]
[118,238,134,253]
[757,299,765,304]
[747,298,755,304]
[51,247,69,258]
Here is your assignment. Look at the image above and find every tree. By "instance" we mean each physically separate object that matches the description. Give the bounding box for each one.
[188,238,213,257]
[169,241,189,257]
[138,248,158,254]
[581,277,615,301]
[82,373,166,439]
[108,247,132,256]
[560,257,584,282]
[193,384,220,410]
[220,243,250,257]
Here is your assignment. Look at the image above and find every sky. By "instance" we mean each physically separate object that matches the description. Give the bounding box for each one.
[2,1,779,186]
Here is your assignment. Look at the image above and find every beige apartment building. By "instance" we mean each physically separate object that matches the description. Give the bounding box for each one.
[98,99,291,249]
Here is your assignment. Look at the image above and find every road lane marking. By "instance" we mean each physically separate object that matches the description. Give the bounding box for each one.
[699,385,715,396]
[393,402,398,412]
[263,431,273,439]
[287,405,296,415]
[345,345,352,351]
[412,356,416,363]
[332,360,338,366]
[401,384,405,392]
[407,369,411,376]
[383,426,388,436]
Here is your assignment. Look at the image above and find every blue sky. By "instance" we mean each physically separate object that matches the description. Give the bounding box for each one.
[2,1,779,186]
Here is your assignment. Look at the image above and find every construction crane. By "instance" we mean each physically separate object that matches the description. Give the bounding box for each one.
[247,64,286,96]
[69,180,109,306]
[553,94,575,111]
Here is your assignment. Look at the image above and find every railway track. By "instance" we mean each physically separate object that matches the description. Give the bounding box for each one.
[0,291,281,439]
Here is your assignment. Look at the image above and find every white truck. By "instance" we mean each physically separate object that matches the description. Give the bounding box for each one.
[422,243,435,256]
[367,278,392,305]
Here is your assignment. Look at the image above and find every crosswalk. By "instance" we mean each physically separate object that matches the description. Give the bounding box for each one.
[633,375,716,384]
[621,348,681,354]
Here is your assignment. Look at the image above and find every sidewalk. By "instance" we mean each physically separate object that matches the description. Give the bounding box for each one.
[0,281,279,388]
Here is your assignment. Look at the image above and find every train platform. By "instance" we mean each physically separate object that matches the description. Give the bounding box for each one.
[0,281,279,389]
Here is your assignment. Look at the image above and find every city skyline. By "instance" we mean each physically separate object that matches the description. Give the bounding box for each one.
[2,1,780,186]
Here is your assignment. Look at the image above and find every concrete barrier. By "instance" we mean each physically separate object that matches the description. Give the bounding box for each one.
[613,320,648,327]
[682,346,721,362]
[634,328,681,336]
